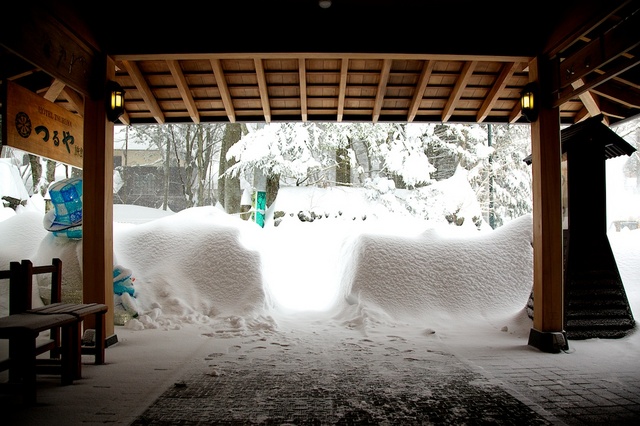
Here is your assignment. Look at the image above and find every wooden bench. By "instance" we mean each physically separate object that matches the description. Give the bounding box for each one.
[0,261,78,405]
[0,258,109,404]
[18,259,109,371]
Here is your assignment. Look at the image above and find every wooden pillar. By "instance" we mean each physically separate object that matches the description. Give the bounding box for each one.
[82,57,116,343]
[1,2,117,345]
[527,57,567,353]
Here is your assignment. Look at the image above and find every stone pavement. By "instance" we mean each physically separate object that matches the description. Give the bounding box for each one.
[131,342,551,425]
[453,339,640,425]
[129,326,640,426]
[2,323,638,425]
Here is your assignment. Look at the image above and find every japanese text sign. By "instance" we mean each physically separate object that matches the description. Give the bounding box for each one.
[3,80,83,168]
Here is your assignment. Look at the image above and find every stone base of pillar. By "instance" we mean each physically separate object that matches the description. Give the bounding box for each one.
[528,328,569,353]
[105,334,119,347]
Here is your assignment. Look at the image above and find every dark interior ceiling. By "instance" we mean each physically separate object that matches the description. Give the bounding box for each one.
[2,0,639,127]
[98,1,558,57]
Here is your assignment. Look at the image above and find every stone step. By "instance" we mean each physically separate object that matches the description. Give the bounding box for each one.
[566,299,630,310]
[567,328,634,340]
[566,278,624,289]
[566,309,633,319]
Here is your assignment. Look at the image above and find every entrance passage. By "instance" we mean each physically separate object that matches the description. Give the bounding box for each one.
[261,224,345,313]
[130,319,552,425]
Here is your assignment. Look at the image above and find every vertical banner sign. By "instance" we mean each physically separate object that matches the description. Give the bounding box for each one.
[252,169,267,228]
[3,80,84,168]
[256,191,266,227]
[252,191,267,228]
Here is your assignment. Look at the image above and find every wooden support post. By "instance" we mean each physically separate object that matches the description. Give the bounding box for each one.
[527,57,568,353]
[82,57,116,344]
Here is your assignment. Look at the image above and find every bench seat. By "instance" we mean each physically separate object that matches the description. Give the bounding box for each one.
[0,311,77,404]
[28,302,108,368]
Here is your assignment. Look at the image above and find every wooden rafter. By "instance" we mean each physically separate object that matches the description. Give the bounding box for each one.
[557,10,639,89]
[372,59,392,123]
[61,87,84,117]
[573,107,591,123]
[571,79,603,123]
[612,74,640,91]
[210,59,236,123]
[5,10,637,127]
[590,81,640,109]
[299,58,308,122]
[337,58,349,122]
[508,106,523,124]
[552,8,640,107]
[254,58,271,123]
[43,79,65,102]
[554,54,640,107]
[167,60,200,124]
[121,60,165,124]
[477,62,518,122]
[407,60,434,123]
[442,61,477,122]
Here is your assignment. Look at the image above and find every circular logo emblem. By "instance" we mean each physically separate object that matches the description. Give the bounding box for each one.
[15,112,32,138]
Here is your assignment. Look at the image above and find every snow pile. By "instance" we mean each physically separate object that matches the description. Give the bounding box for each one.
[339,214,534,327]
[0,159,30,202]
[113,206,267,330]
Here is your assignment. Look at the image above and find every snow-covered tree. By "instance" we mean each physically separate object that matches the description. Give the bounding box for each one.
[112,120,537,228]
[403,122,532,228]
[474,124,533,227]
[225,122,328,187]
[380,123,436,188]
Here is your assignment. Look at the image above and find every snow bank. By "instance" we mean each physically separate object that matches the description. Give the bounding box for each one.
[113,206,266,328]
[339,214,534,327]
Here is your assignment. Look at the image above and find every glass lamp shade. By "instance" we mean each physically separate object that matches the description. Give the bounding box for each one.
[106,81,126,122]
[520,82,538,122]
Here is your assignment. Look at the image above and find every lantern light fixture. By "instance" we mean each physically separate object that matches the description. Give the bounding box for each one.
[520,82,538,122]
[106,80,126,123]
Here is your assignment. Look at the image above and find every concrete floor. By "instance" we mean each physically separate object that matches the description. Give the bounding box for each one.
[2,321,639,425]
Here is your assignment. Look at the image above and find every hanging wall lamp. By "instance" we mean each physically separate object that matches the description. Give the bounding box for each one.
[106,80,126,123]
[520,82,538,122]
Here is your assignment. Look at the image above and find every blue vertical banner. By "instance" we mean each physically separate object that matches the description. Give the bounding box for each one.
[253,169,267,228]
[252,190,266,227]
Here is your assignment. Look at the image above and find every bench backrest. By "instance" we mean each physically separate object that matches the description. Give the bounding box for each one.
[0,262,21,282]
[1,259,63,315]
[0,262,22,316]
[20,258,63,308]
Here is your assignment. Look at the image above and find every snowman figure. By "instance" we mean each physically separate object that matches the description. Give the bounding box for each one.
[113,265,141,325]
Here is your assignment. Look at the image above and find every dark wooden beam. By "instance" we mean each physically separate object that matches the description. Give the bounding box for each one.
[0,3,102,99]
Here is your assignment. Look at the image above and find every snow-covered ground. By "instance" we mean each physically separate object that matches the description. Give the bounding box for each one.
[1,153,639,424]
